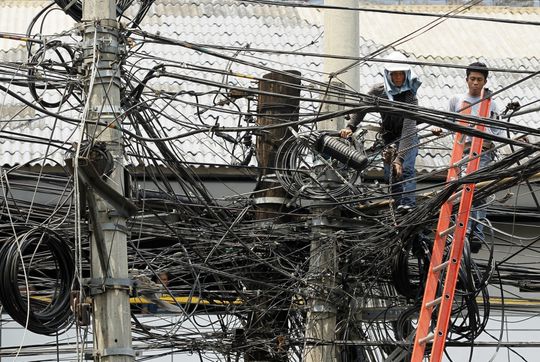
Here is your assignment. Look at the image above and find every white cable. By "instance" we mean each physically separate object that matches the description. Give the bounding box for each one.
[74,24,98,362]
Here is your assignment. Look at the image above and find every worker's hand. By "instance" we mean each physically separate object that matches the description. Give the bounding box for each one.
[392,160,403,179]
[516,134,530,143]
[431,127,443,136]
[340,127,353,139]
[382,146,395,165]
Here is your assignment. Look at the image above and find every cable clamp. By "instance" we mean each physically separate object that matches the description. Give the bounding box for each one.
[101,222,129,234]
[312,303,336,313]
[252,196,292,206]
[99,347,136,358]
[85,277,133,295]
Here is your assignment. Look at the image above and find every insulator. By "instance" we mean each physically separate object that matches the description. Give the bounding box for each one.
[300,131,368,172]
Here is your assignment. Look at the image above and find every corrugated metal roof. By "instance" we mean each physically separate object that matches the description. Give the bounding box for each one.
[358,5,540,59]
[0,0,538,173]
[0,0,75,50]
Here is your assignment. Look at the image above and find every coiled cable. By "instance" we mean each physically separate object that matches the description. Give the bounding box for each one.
[274,132,363,199]
[0,227,75,335]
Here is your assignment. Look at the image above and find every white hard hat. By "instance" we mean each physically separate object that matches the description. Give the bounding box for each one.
[384,51,410,72]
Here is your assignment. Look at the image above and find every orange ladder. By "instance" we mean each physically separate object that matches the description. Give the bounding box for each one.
[411,90,492,361]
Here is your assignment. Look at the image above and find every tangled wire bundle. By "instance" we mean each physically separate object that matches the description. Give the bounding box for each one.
[0,227,75,335]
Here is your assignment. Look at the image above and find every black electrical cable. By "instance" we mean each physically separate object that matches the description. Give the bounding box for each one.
[0,1,539,358]
[391,231,431,300]
[53,0,133,22]
[235,0,540,26]
[27,41,78,109]
[25,1,56,57]
[0,227,74,335]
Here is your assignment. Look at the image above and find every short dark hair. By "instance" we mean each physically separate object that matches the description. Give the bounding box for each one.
[152,271,171,283]
[466,62,488,79]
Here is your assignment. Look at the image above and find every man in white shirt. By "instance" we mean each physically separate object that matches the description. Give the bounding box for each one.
[448,62,500,252]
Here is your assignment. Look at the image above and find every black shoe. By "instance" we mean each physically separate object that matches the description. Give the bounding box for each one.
[396,204,414,213]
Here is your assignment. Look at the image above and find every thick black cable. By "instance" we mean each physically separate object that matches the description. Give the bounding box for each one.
[0,227,74,335]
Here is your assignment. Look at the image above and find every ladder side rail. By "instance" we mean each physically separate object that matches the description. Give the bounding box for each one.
[429,128,486,361]
[428,96,492,362]
[410,117,471,361]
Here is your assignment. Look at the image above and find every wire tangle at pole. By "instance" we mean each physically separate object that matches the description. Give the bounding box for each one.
[0,1,539,361]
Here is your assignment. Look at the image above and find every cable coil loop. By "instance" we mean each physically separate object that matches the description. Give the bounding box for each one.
[0,227,75,335]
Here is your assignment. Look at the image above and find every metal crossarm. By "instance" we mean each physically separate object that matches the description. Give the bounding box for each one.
[411,90,492,361]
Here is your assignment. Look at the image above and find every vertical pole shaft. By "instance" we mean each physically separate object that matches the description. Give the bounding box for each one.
[255,71,301,220]
[304,208,338,362]
[82,1,133,361]
[246,71,301,362]
[320,0,360,131]
[304,2,359,361]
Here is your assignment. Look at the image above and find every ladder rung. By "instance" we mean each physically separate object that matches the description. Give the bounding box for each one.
[419,333,435,345]
[432,260,450,273]
[438,225,456,238]
[412,96,491,361]
[447,189,463,202]
[425,296,443,309]
[452,153,478,168]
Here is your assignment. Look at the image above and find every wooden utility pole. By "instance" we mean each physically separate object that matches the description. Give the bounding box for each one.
[254,70,301,221]
[246,71,301,362]
[82,1,134,361]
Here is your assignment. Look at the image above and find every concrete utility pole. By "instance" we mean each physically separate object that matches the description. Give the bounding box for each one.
[81,1,134,361]
[320,0,360,131]
[304,2,359,361]
[303,208,339,362]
